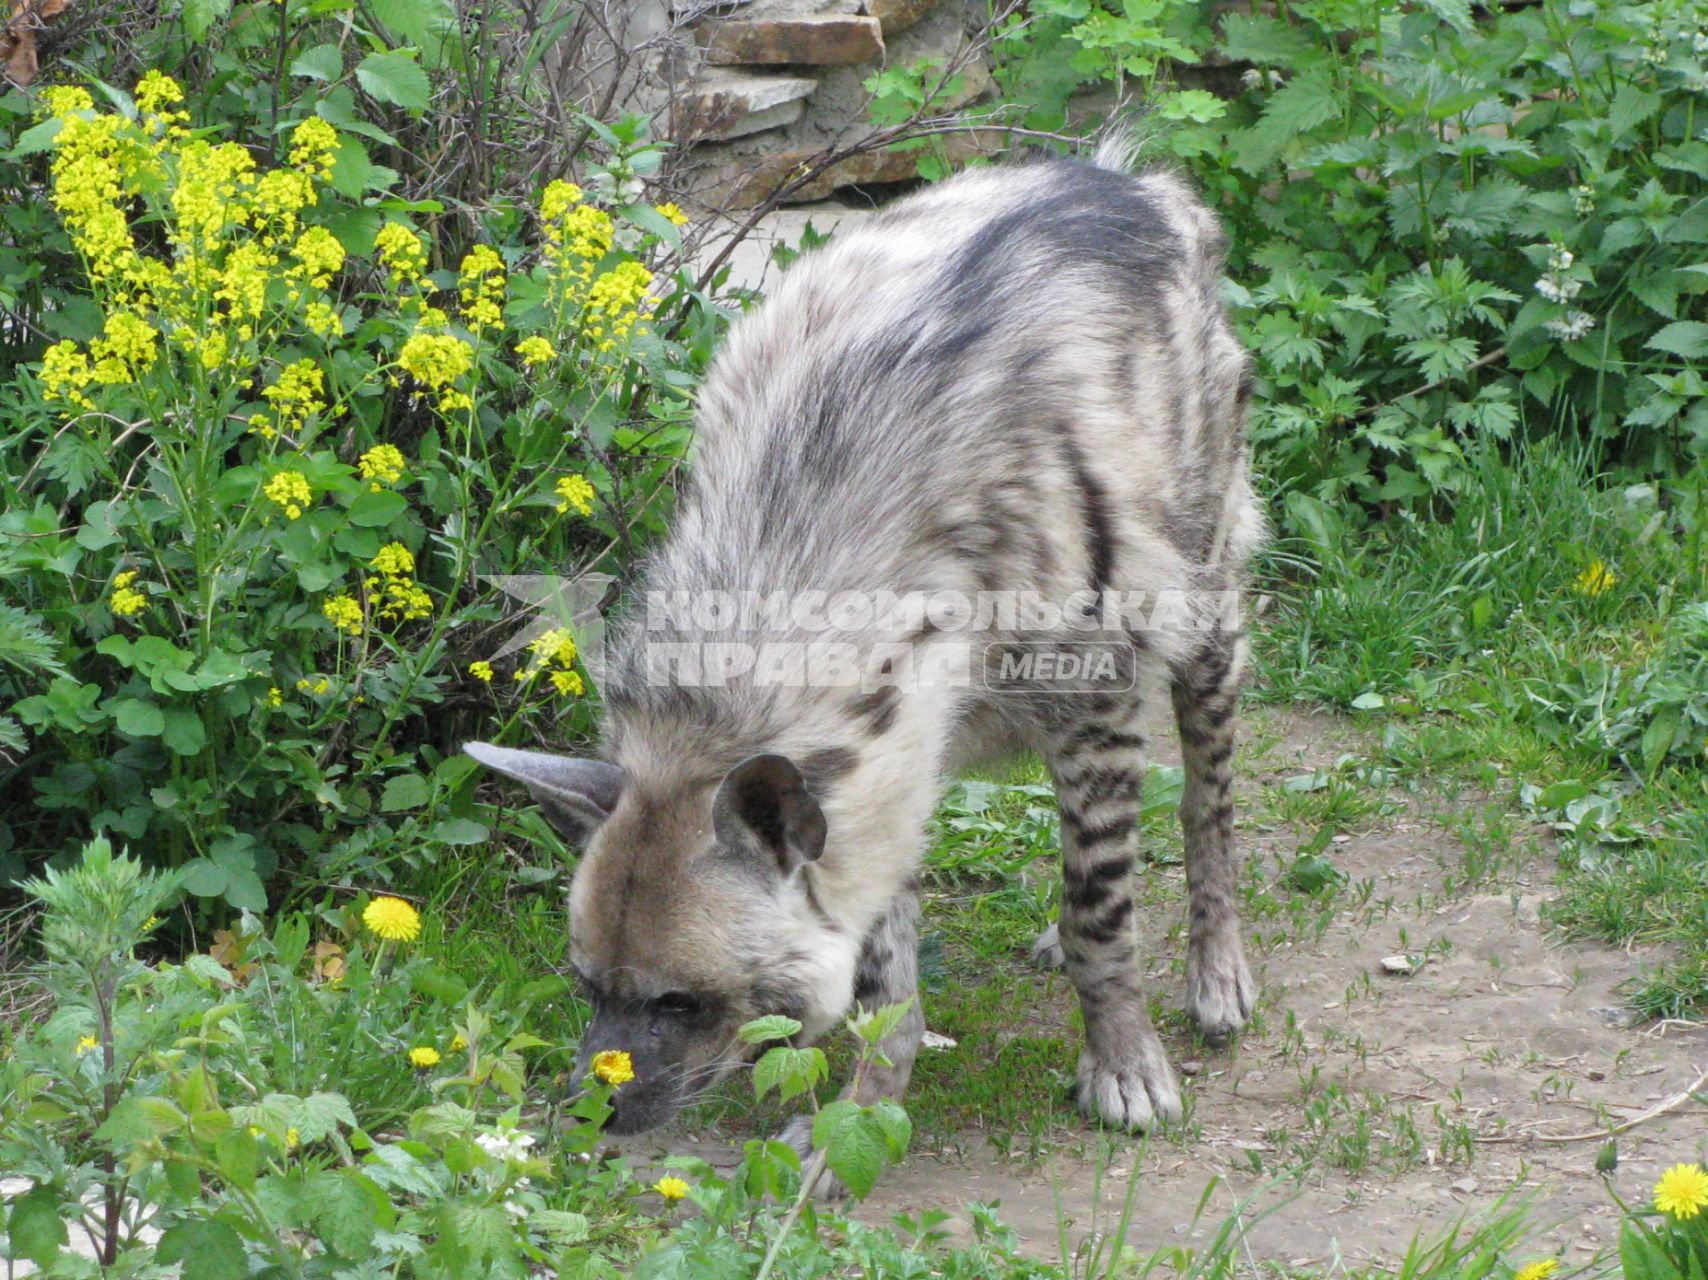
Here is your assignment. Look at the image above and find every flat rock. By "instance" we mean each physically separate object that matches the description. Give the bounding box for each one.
[863,0,940,35]
[708,129,1001,206]
[674,71,818,141]
[698,14,884,65]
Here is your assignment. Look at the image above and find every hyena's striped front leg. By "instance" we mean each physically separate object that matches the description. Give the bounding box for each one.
[1047,705,1181,1130]
[778,890,924,1184]
[1172,629,1255,1041]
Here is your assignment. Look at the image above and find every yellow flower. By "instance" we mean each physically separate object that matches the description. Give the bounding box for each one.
[363,895,422,942]
[583,260,654,350]
[514,335,556,367]
[89,311,158,383]
[458,244,506,332]
[296,676,330,695]
[550,669,584,697]
[529,628,577,668]
[539,179,584,222]
[1655,1162,1708,1219]
[449,1033,467,1052]
[358,444,406,486]
[469,660,494,683]
[397,331,475,414]
[323,593,363,635]
[261,360,327,437]
[285,1127,300,1150]
[265,687,284,709]
[408,1046,441,1068]
[371,542,415,578]
[654,1175,690,1200]
[1573,560,1616,597]
[367,575,433,624]
[75,1034,99,1056]
[654,202,689,228]
[264,470,314,520]
[40,86,94,119]
[554,474,595,517]
[110,569,148,617]
[590,1049,634,1086]
[287,117,339,180]
[1515,1261,1559,1280]
[375,221,429,288]
[291,226,345,289]
[305,301,343,339]
[39,340,97,411]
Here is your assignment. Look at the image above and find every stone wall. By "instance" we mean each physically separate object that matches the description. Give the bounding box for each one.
[655,0,993,207]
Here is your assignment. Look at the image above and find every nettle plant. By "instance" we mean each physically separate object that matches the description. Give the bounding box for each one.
[1190,0,1708,517]
[0,74,702,904]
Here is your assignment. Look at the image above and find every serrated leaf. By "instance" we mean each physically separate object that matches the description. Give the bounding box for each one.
[380,773,430,812]
[291,43,345,81]
[1648,321,1708,359]
[368,0,447,43]
[738,1014,802,1045]
[815,1106,889,1200]
[180,0,232,42]
[295,1091,357,1142]
[355,51,431,111]
[155,1218,245,1280]
[96,1096,187,1143]
[1608,85,1662,142]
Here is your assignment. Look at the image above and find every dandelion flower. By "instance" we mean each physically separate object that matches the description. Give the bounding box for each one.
[1516,1261,1559,1280]
[408,1046,441,1068]
[1655,1162,1708,1219]
[1573,560,1616,597]
[654,202,690,228]
[76,1034,99,1056]
[469,660,494,683]
[591,1049,634,1086]
[654,1175,690,1200]
[363,895,421,942]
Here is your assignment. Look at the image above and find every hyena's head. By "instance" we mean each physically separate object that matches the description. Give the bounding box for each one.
[463,742,857,1133]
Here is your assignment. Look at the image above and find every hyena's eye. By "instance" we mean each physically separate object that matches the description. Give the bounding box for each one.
[653,992,702,1017]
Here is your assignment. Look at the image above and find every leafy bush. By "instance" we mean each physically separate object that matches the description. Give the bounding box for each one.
[0,74,709,904]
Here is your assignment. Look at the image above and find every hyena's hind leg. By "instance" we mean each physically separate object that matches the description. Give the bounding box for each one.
[1046,700,1181,1130]
[1171,627,1256,1042]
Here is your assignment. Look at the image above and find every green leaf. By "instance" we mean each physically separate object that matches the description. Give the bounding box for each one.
[355,51,431,111]
[380,773,430,812]
[291,43,345,81]
[1641,707,1680,776]
[1608,85,1662,142]
[752,1045,827,1103]
[180,0,232,42]
[182,857,230,899]
[812,1103,889,1200]
[348,488,408,527]
[155,1218,246,1280]
[368,0,447,44]
[430,817,489,845]
[738,1014,802,1045]
[97,1096,188,1143]
[533,1210,589,1243]
[112,697,166,737]
[1648,321,1708,359]
[295,1091,357,1142]
[161,707,207,756]
[6,1186,68,1265]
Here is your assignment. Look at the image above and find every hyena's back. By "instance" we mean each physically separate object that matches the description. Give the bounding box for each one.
[651,148,1261,674]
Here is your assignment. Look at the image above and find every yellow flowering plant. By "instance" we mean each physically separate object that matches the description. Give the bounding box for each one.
[5,74,706,912]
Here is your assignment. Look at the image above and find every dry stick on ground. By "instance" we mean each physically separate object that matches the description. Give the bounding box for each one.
[1472,1065,1708,1145]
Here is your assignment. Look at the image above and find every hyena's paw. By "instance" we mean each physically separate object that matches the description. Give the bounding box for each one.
[1029,922,1065,971]
[776,1115,849,1200]
[1187,935,1255,1043]
[1075,1043,1182,1131]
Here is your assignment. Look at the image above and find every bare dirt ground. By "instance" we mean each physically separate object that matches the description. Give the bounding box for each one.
[620,711,1708,1267]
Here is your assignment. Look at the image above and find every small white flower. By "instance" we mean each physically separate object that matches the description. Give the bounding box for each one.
[476,1127,537,1163]
[1241,67,1263,89]
[1544,310,1596,341]
[1573,184,1596,214]
[1548,246,1574,272]
[504,1199,529,1220]
[1695,30,1708,53]
[1642,44,1666,65]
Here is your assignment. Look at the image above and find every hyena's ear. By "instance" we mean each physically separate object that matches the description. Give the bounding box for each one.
[462,742,626,846]
[713,753,826,875]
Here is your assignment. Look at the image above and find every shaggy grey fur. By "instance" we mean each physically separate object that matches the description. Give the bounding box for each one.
[467,137,1260,1144]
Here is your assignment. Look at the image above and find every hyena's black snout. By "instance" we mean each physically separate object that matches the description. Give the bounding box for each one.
[570,1022,694,1135]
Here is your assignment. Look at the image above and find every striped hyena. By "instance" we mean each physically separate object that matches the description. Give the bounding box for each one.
[465,138,1261,1145]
